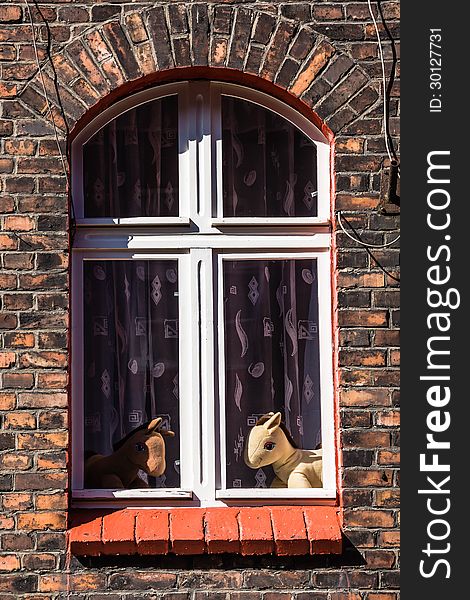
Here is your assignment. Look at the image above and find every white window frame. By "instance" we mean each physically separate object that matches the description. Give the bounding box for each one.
[71,81,336,505]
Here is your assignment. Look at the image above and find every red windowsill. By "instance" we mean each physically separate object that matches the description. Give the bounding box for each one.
[69,506,342,556]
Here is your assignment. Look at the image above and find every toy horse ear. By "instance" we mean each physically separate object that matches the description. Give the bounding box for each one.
[264,411,282,432]
[147,417,162,432]
[161,429,175,437]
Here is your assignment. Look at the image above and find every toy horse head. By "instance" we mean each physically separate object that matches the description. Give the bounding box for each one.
[244,412,298,469]
[113,417,175,478]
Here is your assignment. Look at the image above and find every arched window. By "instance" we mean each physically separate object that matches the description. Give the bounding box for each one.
[71,82,335,503]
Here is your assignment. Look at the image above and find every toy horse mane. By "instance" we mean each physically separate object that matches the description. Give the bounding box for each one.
[112,419,171,451]
[255,413,298,448]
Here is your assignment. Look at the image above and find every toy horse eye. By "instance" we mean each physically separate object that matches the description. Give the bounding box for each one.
[135,442,146,452]
[264,442,276,451]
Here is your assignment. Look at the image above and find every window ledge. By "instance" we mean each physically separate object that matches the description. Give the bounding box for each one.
[69,506,342,557]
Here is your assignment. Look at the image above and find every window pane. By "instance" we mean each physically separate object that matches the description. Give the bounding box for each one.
[222,97,318,217]
[83,260,180,488]
[83,96,179,218]
[223,259,321,489]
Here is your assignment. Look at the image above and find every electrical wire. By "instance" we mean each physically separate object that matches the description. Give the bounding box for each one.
[338,213,400,283]
[24,0,77,243]
[24,0,69,183]
[367,0,399,171]
[337,211,400,248]
[336,2,401,253]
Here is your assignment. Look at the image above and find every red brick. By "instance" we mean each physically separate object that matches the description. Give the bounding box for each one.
[0,392,16,410]
[69,512,104,556]
[376,410,400,427]
[2,372,34,388]
[2,493,33,511]
[3,411,35,429]
[238,507,274,555]
[3,332,35,348]
[0,273,17,289]
[0,233,17,250]
[170,508,205,554]
[36,493,67,510]
[17,512,66,531]
[102,510,137,555]
[19,352,67,369]
[19,392,67,408]
[0,453,31,470]
[135,509,170,554]
[17,432,68,450]
[39,572,106,592]
[270,507,309,555]
[205,508,240,554]
[344,509,395,528]
[290,40,335,96]
[0,6,22,23]
[377,450,400,466]
[0,352,16,368]
[4,139,36,155]
[340,389,391,408]
[15,472,67,491]
[303,507,342,554]
[0,554,20,572]
[37,452,66,470]
[37,372,68,389]
[125,13,148,43]
[378,530,400,548]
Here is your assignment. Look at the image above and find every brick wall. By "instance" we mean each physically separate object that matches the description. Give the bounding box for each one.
[0,1,400,598]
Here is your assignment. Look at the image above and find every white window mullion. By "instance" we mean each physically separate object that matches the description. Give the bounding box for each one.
[71,252,85,491]
[187,82,213,232]
[211,83,223,221]
[188,249,217,503]
[177,253,195,493]
[178,83,192,221]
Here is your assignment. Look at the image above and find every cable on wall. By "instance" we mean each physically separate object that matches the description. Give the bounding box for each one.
[336,1,400,262]
[367,0,399,170]
[338,213,400,283]
[24,0,77,240]
[337,211,400,249]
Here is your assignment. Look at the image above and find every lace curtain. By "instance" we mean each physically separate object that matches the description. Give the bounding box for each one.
[223,259,322,488]
[83,260,180,488]
[83,95,179,218]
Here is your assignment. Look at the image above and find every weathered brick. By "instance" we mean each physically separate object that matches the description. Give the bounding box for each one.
[262,20,296,80]
[125,13,148,43]
[147,6,174,70]
[102,22,140,80]
[252,12,276,45]
[228,8,253,70]
[191,4,209,66]
[2,372,34,389]
[317,67,369,117]
[290,40,335,96]
[66,41,109,94]
[0,7,22,25]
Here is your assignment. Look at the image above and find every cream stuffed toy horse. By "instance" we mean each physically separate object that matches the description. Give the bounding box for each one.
[84,417,174,489]
[244,412,322,488]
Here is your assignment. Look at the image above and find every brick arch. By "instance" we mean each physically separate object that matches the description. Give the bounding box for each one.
[19,4,379,137]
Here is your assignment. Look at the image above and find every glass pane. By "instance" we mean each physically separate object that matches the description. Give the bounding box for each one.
[83,96,179,218]
[222,97,318,218]
[83,260,180,489]
[223,259,322,489]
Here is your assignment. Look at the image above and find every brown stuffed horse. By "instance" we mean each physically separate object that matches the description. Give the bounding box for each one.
[84,417,174,489]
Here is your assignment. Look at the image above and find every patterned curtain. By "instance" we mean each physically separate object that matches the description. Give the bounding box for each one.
[83,95,179,218]
[223,259,321,489]
[222,96,318,218]
[83,260,180,488]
